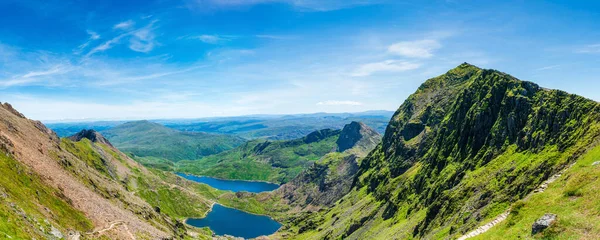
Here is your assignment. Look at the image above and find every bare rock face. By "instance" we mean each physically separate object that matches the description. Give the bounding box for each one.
[336,121,380,153]
[532,213,557,235]
[68,129,114,147]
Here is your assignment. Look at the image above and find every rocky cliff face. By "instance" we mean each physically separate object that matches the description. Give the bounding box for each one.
[276,122,381,211]
[336,121,381,153]
[290,63,600,239]
[68,129,113,147]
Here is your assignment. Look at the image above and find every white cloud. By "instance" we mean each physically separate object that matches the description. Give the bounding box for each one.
[113,20,135,30]
[316,100,363,106]
[85,33,128,57]
[86,20,158,56]
[129,27,156,53]
[351,60,420,77]
[575,44,600,54]
[190,34,233,44]
[388,39,441,58]
[188,0,381,11]
[87,30,100,40]
[0,64,73,88]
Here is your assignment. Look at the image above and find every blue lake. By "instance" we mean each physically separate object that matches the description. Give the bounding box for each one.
[177,173,280,193]
[187,204,282,239]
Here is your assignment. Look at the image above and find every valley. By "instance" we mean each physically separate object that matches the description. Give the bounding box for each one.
[2,63,599,239]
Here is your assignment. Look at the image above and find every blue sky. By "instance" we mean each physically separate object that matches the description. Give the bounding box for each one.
[0,0,599,121]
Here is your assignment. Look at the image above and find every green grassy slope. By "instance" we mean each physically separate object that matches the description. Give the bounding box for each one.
[475,143,600,239]
[177,129,341,183]
[0,152,93,239]
[102,120,244,162]
[288,63,600,239]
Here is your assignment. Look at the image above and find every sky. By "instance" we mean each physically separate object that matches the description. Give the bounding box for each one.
[0,0,599,121]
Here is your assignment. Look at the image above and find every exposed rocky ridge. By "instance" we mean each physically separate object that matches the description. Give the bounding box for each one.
[68,129,113,147]
[289,63,600,239]
[276,122,381,211]
[336,121,381,153]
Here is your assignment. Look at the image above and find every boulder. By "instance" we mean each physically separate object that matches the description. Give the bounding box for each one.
[532,213,557,235]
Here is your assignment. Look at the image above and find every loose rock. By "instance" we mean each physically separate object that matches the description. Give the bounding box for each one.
[532,213,557,235]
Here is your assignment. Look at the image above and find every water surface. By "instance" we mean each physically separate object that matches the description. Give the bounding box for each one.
[187,204,282,239]
[177,173,279,193]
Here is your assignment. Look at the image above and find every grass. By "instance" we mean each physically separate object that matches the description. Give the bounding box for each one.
[0,151,93,239]
[475,144,600,239]
[177,130,340,183]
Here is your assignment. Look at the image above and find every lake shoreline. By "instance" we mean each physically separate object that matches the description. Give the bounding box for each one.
[176,172,282,185]
[184,203,283,239]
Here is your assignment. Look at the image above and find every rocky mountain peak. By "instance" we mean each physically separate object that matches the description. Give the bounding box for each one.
[68,129,113,147]
[336,121,380,153]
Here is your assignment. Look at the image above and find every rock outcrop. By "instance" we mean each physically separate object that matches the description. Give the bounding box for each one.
[532,214,557,235]
[276,122,380,210]
[69,129,114,147]
[336,121,380,153]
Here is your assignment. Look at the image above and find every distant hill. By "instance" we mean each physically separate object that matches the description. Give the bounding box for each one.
[177,128,345,184]
[159,111,393,140]
[101,120,245,163]
[46,111,394,140]
[177,122,382,184]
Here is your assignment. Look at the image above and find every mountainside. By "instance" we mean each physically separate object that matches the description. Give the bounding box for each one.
[277,121,381,211]
[289,63,600,239]
[177,129,342,183]
[101,120,245,165]
[0,103,264,239]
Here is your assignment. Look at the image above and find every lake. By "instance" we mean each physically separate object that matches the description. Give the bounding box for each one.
[177,173,280,193]
[187,204,282,239]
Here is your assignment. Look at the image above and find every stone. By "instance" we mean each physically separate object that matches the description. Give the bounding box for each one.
[592,161,600,166]
[532,213,557,235]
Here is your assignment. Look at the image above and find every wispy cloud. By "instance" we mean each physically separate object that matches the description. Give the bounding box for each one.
[86,20,158,56]
[351,60,420,77]
[113,20,135,30]
[190,34,233,44]
[316,100,363,106]
[0,64,73,88]
[85,33,128,57]
[535,65,561,71]
[187,0,381,12]
[575,44,600,54]
[129,26,157,53]
[388,39,441,58]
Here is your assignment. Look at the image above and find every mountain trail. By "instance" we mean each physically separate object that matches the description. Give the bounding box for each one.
[87,220,135,239]
[458,162,576,240]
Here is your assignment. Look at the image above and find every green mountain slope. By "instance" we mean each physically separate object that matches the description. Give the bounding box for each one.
[288,63,600,239]
[177,129,342,183]
[101,120,245,163]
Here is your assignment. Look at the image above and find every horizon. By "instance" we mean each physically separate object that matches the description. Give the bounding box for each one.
[40,109,395,123]
[1,0,600,120]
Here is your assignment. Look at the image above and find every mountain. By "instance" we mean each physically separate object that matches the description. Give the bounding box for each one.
[287,63,600,239]
[0,103,278,239]
[177,128,343,183]
[276,121,381,211]
[101,120,245,165]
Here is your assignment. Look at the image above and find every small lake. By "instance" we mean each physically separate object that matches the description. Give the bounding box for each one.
[187,204,282,239]
[177,173,280,193]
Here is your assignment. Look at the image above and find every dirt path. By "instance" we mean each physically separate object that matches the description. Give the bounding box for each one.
[87,220,135,239]
[457,162,575,240]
